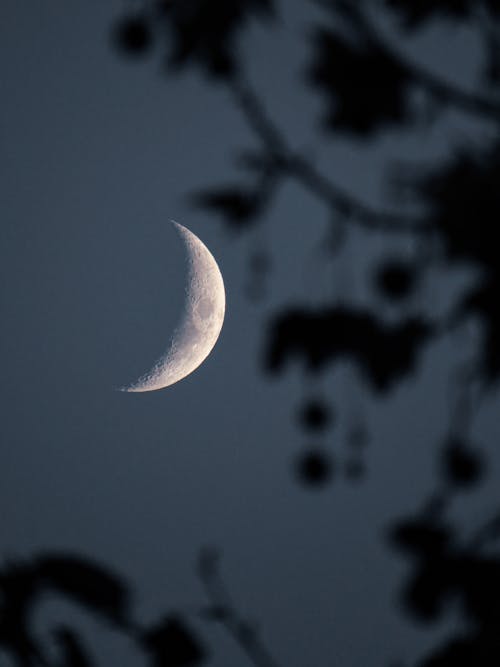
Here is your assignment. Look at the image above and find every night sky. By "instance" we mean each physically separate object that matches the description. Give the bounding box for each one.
[1,2,499,666]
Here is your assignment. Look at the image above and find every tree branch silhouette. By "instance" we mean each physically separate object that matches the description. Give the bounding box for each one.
[198,549,282,667]
[320,0,500,123]
[229,74,431,234]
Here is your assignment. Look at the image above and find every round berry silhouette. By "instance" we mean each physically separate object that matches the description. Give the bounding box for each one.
[295,449,333,487]
[441,438,483,488]
[298,400,332,432]
[113,16,152,55]
[375,259,417,301]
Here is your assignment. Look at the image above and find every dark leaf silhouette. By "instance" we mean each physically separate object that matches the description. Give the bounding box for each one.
[0,561,47,666]
[161,0,275,77]
[265,306,432,391]
[454,557,500,625]
[36,554,130,627]
[193,185,260,229]
[375,259,418,301]
[390,502,500,664]
[388,519,452,557]
[412,556,500,662]
[384,0,500,31]
[141,615,207,667]
[297,399,332,432]
[420,145,500,270]
[112,15,153,56]
[403,558,454,622]
[440,437,483,489]
[418,633,500,667]
[307,27,411,135]
[295,448,334,487]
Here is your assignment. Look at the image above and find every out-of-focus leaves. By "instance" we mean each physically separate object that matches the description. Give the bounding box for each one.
[454,557,500,625]
[297,399,333,432]
[192,185,260,229]
[411,142,500,384]
[295,448,333,487]
[36,554,130,627]
[419,146,500,381]
[420,145,500,270]
[418,633,500,667]
[0,561,46,665]
[440,437,483,489]
[473,514,500,549]
[390,506,500,664]
[384,0,500,31]
[307,27,411,135]
[388,519,453,557]
[112,14,153,56]
[140,615,207,667]
[403,558,453,622]
[160,0,275,77]
[265,306,432,391]
[375,259,418,301]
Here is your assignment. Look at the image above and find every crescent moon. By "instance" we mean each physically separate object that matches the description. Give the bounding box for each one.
[121,221,225,392]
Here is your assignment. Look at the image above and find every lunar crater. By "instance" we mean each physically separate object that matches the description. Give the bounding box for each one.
[121,222,225,392]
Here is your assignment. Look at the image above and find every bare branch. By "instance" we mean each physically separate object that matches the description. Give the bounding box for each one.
[229,75,431,234]
[198,549,283,667]
[355,1,500,123]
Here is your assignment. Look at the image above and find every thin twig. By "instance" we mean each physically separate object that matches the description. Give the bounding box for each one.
[198,549,283,667]
[230,76,431,234]
[353,0,500,123]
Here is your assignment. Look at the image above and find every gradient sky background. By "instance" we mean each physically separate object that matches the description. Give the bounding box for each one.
[1,2,499,665]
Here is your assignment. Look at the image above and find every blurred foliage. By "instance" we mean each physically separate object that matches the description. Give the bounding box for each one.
[6,1,494,666]
[0,553,205,667]
[107,1,500,662]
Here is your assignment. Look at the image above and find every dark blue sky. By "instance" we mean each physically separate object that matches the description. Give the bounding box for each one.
[1,2,499,665]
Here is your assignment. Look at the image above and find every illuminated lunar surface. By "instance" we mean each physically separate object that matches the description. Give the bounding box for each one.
[121,222,225,392]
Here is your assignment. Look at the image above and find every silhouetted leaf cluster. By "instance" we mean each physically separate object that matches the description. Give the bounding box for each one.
[295,448,333,487]
[0,554,130,665]
[159,0,275,77]
[107,2,500,663]
[193,185,260,228]
[193,150,281,230]
[265,306,432,391]
[308,24,411,135]
[384,0,500,31]
[113,14,153,56]
[375,258,419,301]
[36,555,130,626]
[297,398,332,432]
[441,437,483,489]
[414,145,500,381]
[0,553,205,667]
[420,145,500,271]
[389,503,500,666]
[141,615,207,667]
